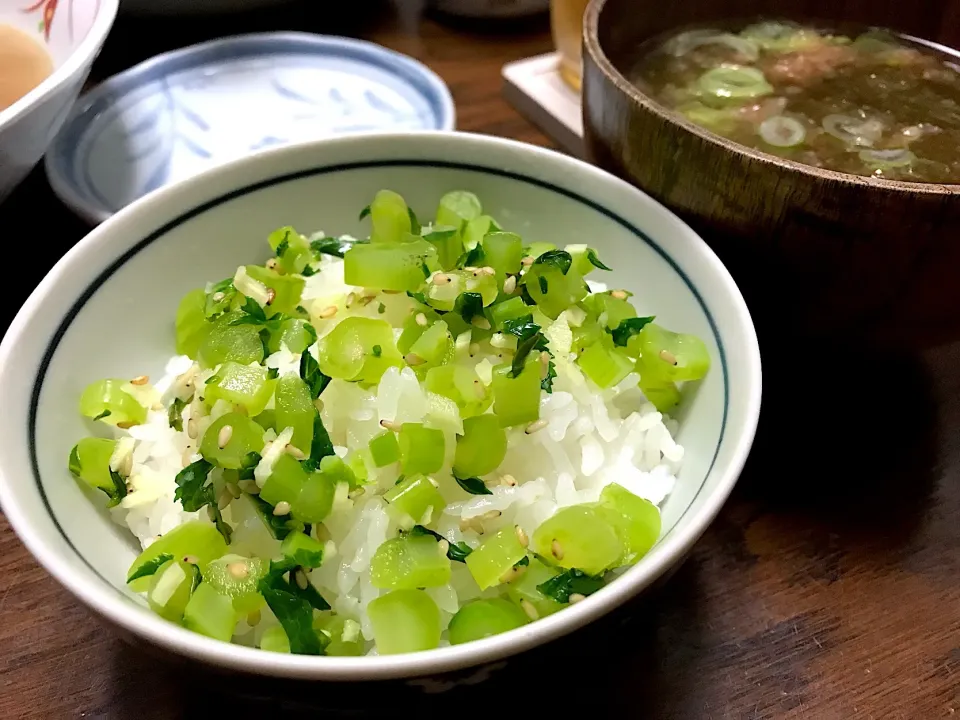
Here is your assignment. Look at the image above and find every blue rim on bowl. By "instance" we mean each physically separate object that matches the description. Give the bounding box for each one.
[44,32,457,224]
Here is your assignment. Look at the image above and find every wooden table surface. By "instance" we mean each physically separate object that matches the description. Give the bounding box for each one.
[1,3,957,718]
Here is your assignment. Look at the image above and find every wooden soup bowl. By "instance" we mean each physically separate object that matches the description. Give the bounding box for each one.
[582,0,960,349]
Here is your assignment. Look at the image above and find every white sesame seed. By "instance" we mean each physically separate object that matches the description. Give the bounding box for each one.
[187,417,198,440]
[660,349,678,365]
[120,453,133,479]
[348,487,366,500]
[480,266,496,276]
[404,353,426,366]
[520,256,534,266]
[314,523,331,542]
[217,489,231,510]
[217,425,233,449]
[345,292,356,307]
[207,506,217,522]
[503,275,517,294]
[479,510,502,522]
[130,375,149,386]
[501,474,518,487]
[611,290,628,300]
[431,272,451,285]
[265,288,277,305]
[182,555,199,565]
[525,418,548,434]
[227,561,249,579]
[265,258,278,271]
[551,539,564,561]
[415,312,428,327]
[520,599,539,620]
[181,448,195,467]
[540,351,551,365]
[273,501,291,516]
[294,569,309,590]
[227,481,242,499]
[515,525,529,547]
[285,444,306,460]
[437,539,450,555]
[568,593,587,604]
[212,291,225,302]
[319,305,338,319]
[380,419,401,432]
[471,316,491,330]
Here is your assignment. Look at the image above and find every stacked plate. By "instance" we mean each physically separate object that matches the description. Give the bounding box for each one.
[46,32,456,223]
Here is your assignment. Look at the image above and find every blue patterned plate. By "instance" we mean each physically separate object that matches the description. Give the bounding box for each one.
[45,32,456,223]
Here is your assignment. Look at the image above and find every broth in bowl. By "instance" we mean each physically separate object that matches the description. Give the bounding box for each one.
[0,24,53,111]
[631,20,960,183]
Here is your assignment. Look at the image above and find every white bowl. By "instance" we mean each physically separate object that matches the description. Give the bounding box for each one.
[0,0,118,201]
[0,131,761,682]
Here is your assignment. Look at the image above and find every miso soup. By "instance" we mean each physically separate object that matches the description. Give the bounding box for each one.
[631,20,960,183]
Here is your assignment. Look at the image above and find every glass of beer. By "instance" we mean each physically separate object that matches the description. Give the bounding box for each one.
[551,0,591,91]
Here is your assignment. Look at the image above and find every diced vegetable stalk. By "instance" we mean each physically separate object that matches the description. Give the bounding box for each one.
[448,598,529,645]
[127,521,228,593]
[423,227,462,271]
[384,475,446,530]
[314,612,364,656]
[68,437,120,502]
[147,559,196,622]
[577,340,634,389]
[260,625,290,653]
[279,531,326,569]
[464,526,529,590]
[199,412,265,470]
[370,534,452,589]
[368,430,400,467]
[408,320,452,369]
[582,291,636,330]
[203,554,267,614]
[368,189,412,244]
[316,317,403,384]
[532,505,623,576]
[525,241,556,259]
[79,379,146,427]
[175,288,210,358]
[267,318,316,355]
[259,453,306,508]
[523,260,587,319]
[488,296,529,330]
[481,232,523,284]
[343,239,439,292]
[435,190,482,230]
[632,322,711,383]
[462,214,498,250]
[424,364,492,419]
[268,226,313,275]
[261,454,338,523]
[638,381,682,413]
[182,582,239,642]
[198,312,264,369]
[245,265,305,317]
[398,423,445,475]
[595,483,661,565]
[566,244,608,277]
[204,362,274,416]
[505,557,565,619]
[368,589,442,654]
[274,374,314,454]
[491,358,541,427]
[453,414,507,478]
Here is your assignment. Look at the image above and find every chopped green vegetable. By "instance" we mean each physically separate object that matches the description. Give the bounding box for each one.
[409,525,473,563]
[174,458,233,543]
[453,473,492,496]
[454,414,507,478]
[398,423,445,476]
[532,505,622,576]
[175,288,211,358]
[182,581,239,642]
[79,379,146,428]
[384,475,446,530]
[464,525,529,590]
[368,430,400,467]
[610,316,656,347]
[448,598,529,645]
[127,521,228,593]
[370,534,452,589]
[68,437,123,505]
[368,589,441,655]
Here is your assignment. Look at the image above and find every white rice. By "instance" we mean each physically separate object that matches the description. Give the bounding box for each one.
[110,256,684,650]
